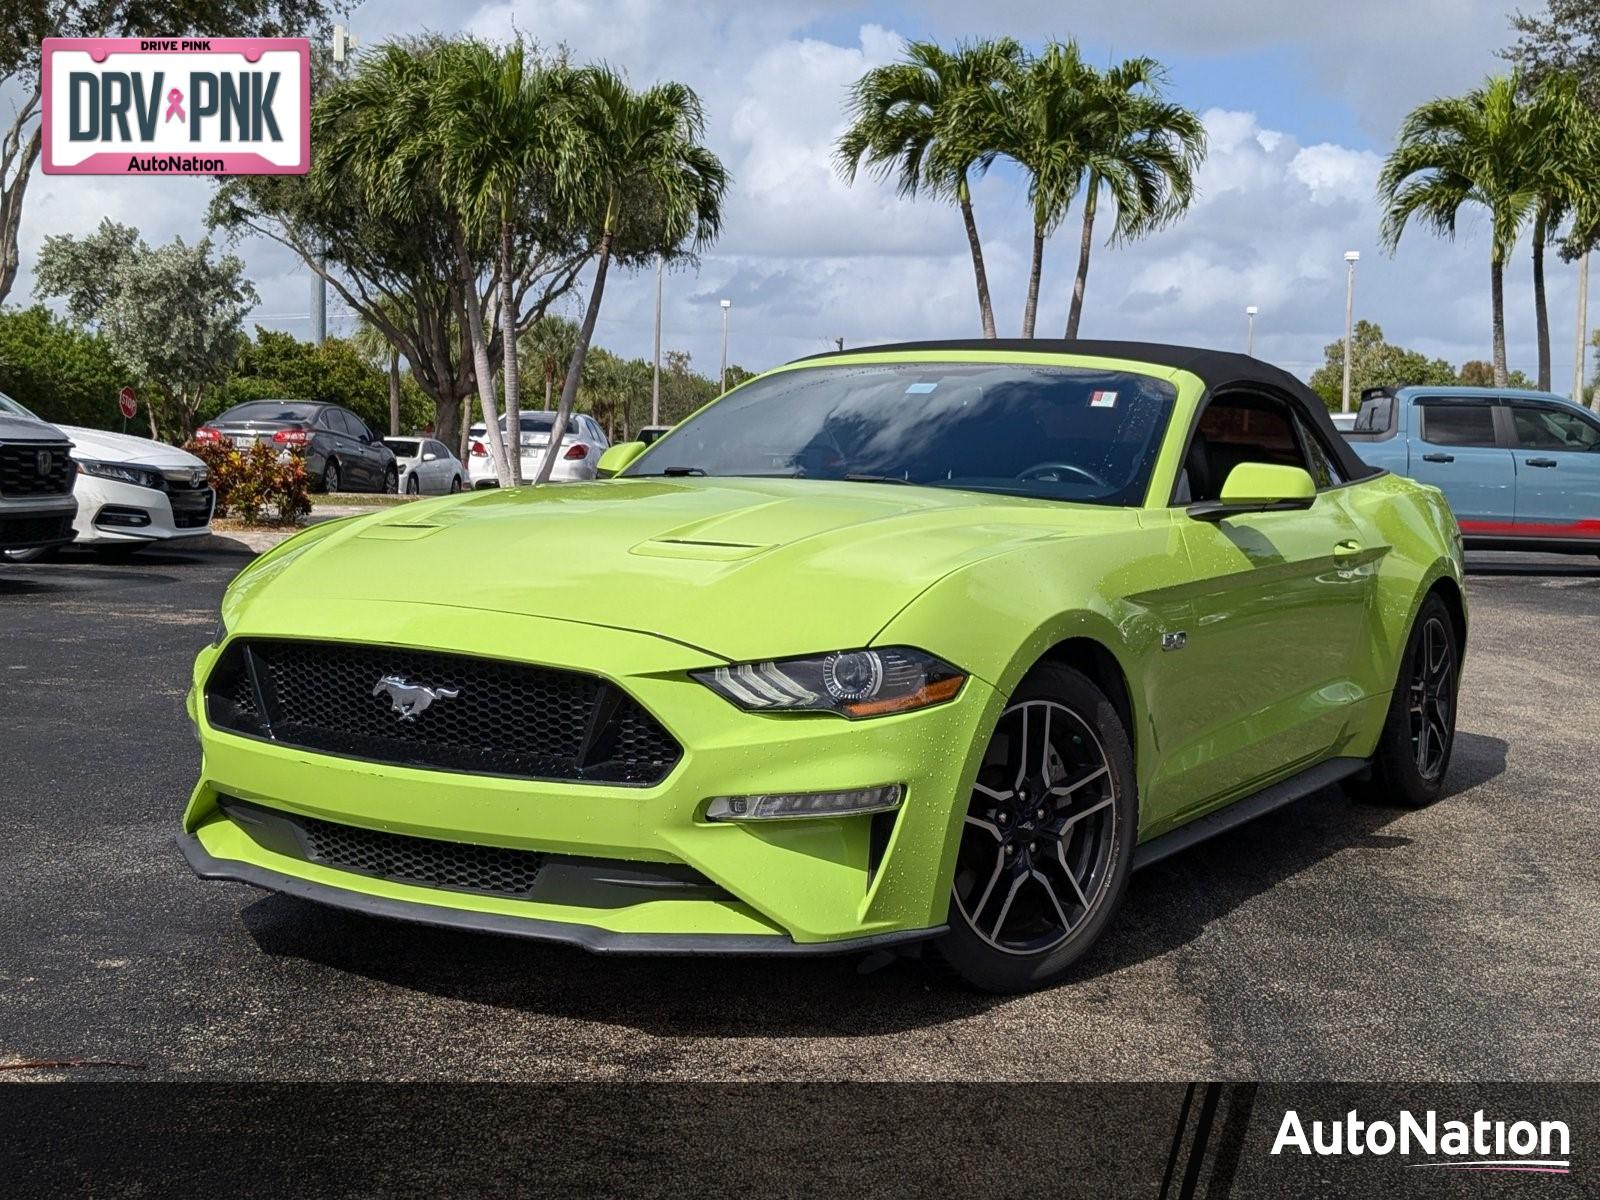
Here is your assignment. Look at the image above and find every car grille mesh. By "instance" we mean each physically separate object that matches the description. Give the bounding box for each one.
[0,442,74,496]
[0,513,74,546]
[300,814,544,896]
[205,639,680,785]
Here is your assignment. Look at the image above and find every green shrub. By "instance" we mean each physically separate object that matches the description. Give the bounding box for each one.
[0,306,129,429]
[185,438,311,526]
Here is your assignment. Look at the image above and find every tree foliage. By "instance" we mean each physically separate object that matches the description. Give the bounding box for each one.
[33,219,257,438]
[1309,320,1487,409]
[0,304,127,427]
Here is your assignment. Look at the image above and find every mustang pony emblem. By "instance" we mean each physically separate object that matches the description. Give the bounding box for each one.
[372,675,460,721]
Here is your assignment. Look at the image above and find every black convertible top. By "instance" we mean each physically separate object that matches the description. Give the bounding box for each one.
[794,338,1376,481]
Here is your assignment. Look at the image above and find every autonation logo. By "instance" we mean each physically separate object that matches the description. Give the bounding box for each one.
[1272,1108,1571,1174]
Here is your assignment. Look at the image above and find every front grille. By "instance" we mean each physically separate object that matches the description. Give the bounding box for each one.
[0,512,75,547]
[205,639,681,785]
[167,486,214,528]
[301,813,544,896]
[0,441,74,496]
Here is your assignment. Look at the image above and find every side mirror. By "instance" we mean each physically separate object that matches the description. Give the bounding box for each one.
[422,451,437,462]
[597,441,647,478]
[1188,463,1317,522]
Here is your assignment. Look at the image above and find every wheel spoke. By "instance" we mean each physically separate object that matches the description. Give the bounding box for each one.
[973,782,1014,804]
[1031,868,1073,932]
[1013,705,1030,793]
[1040,703,1053,782]
[964,814,1002,841]
[1415,717,1430,772]
[1055,838,1092,909]
[1055,794,1114,834]
[990,870,1026,941]
[1048,763,1108,799]
[970,849,1007,921]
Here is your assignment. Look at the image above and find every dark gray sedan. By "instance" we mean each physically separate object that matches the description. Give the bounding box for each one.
[196,401,398,494]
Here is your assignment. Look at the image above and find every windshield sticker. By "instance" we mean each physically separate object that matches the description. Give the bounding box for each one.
[1090,390,1118,408]
[905,382,939,394]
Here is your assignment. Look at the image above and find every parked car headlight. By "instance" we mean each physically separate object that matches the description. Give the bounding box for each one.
[693,647,965,718]
[78,459,163,489]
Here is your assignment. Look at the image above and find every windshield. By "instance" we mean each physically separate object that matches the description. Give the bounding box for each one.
[216,401,319,423]
[384,438,421,457]
[0,390,40,420]
[627,362,1177,506]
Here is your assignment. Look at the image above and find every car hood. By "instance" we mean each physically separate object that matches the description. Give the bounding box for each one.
[0,411,67,441]
[61,425,205,468]
[232,477,1139,661]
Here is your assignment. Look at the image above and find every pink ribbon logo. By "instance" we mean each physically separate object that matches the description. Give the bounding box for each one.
[164,88,185,123]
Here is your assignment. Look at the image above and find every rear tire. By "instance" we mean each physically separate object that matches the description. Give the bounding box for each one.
[1348,593,1459,809]
[383,465,399,494]
[933,663,1137,993]
[320,459,341,494]
[450,476,462,494]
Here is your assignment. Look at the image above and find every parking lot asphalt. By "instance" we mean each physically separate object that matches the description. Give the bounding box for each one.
[1,543,1596,1082]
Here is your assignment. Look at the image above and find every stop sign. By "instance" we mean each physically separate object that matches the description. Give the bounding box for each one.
[118,386,136,419]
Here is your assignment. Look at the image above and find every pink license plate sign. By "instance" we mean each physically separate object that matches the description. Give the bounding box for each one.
[42,37,310,175]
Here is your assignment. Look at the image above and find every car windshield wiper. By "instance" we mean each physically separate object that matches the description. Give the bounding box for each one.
[842,473,913,485]
[660,466,708,476]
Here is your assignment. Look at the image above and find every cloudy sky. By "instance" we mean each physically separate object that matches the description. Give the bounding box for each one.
[15,0,1579,386]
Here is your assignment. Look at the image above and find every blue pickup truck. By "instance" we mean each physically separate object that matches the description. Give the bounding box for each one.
[1344,385,1600,555]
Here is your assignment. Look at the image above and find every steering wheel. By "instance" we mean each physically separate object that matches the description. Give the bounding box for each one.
[1017,461,1109,489]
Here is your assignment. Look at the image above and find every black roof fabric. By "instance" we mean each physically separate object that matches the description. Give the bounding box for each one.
[794,338,1377,481]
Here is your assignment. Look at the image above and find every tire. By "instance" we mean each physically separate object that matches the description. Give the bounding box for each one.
[383,465,399,494]
[1348,593,1460,808]
[450,476,462,494]
[321,459,341,494]
[2,545,60,564]
[405,473,420,495]
[933,662,1137,993]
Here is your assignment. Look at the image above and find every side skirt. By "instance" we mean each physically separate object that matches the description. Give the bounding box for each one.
[1132,756,1367,870]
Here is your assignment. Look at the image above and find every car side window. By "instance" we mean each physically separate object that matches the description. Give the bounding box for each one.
[1176,391,1314,504]
[315,408,338,431]
[1419,401,1498,447]
[1296,415,1345,489]
[1509,404,1600,451]
[348,414,374,442]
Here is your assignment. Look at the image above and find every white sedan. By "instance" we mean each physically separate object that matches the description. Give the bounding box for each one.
[383,436,464,495]
[4,425,213,561]
[467,412,610,487]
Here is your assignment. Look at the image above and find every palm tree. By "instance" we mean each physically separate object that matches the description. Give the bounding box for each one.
[1379,74,1543,387]
[433,41,582,483]
[521,314,578,409]
[1062,58,1205,338]
[531,68,728,484]
[315,40,515,485]
[351,309,404,435]
[1002,40,1098,337]
[836,39,1022,339]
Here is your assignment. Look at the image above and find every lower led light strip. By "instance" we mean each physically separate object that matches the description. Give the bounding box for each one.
[704,784,904,822]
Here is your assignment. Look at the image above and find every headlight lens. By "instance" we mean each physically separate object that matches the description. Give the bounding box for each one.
[78,459,162,488]
[693,647,965,719]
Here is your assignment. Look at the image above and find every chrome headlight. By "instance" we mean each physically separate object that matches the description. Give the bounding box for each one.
[693,647,965,719]
[78,459,162,489]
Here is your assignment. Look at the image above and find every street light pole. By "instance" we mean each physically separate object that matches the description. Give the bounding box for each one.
[1245,305,1258,357]
[1341,251,1360,413]
[651,256,663,426]
[1574,250,1590,408]
[719,299,731,392]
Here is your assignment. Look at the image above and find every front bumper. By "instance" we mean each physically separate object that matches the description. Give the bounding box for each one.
[72,475,214,545]
[0,495,77,550]
[183,603,997,951]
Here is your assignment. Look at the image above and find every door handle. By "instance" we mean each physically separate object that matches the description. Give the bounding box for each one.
[1525,457,1559,468]
[1333,539,1363,562]
[1421,452,1454,463]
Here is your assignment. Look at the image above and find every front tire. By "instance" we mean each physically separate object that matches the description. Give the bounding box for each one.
[2,545,60,564]
[934,663,1137,993]
[405,473,420,495]
[1348,593,1459,808]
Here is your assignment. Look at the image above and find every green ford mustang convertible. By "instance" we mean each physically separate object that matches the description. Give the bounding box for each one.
[182,341,1465,991]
